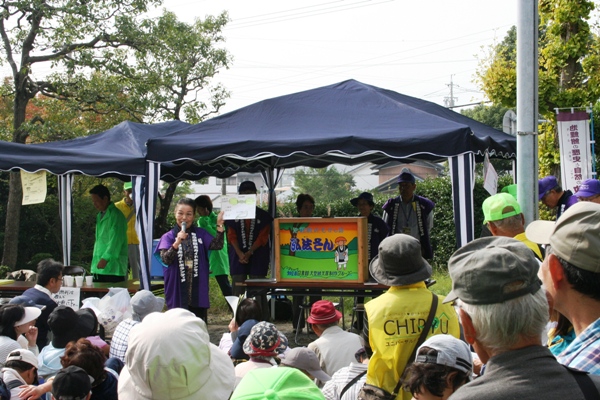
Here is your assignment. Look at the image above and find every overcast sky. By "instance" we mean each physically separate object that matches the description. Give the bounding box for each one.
[151,0,518,114]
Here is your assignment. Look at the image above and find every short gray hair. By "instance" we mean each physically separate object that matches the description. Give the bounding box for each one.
[458,287,548,353]
[489,214,522,230]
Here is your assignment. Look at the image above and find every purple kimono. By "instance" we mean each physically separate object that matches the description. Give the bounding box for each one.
[155,226,215,310]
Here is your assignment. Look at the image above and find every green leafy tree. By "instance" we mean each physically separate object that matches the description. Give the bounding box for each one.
[476,1,600,177]
[292,167,356,206]
[476,26,518,109]
[461,103,509,129]
[131,10,231,123]
[461,104,514,174]
[0,83,144,267]
[0,1,231,267]
[128,10,231,236]
[0,0,161,268]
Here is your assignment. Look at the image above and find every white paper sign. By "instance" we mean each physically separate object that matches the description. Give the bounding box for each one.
[225,295,240,320]
[52,287,81,310]
[483,153,498,195]
[21,170,47,205]
[220,195,257,220]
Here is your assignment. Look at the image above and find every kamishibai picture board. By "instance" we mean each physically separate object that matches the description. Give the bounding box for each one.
[275,217,368,283]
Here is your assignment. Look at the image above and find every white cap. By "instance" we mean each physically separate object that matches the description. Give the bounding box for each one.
[6,349,38,368]
[14,307,42,327]
[415,334,473,375]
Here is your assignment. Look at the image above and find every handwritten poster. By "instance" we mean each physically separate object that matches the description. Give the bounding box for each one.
[52,287,81,310]
[21,170,47,205]
[220,195,256,220]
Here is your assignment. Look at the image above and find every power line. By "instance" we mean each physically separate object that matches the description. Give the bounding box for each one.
[228,59,474,69]
[449,100,491,109]
[231,0,349,21]
[226,26,510,95]
[227,0,394,29]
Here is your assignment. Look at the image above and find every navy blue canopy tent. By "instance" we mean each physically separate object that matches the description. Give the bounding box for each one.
[0,80,516,285]
[145,79,515,253]
[0,120,190,177]
[149,80,514,181]
[0,120,191,289]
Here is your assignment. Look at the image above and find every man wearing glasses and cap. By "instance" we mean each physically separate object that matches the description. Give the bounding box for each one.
[527,202,600,375]
[446,236,600,399]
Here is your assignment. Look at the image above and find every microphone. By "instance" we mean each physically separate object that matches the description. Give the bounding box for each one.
[181,222,187,233]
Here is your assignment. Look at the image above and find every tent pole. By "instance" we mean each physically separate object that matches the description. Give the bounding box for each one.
[58,174,73,266]
[449,154,475,248]
[134,163,159,290]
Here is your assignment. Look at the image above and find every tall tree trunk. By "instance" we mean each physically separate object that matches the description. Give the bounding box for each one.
[559,21,579,90]
[554,22,579,179]
[2,173,22,268]
[2,74,31,269]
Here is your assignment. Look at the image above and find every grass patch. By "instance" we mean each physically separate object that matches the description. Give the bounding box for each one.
[430,269,452,297]
[208,277,232,324]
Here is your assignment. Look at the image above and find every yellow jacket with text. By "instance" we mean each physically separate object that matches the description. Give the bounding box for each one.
[364,283,460,400]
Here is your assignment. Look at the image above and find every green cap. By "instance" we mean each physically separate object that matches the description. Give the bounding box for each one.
[500,184,517,199]
[444,237,541,305]
[482,193,521,224]
[123,181,132,190]
[231,367,325,400]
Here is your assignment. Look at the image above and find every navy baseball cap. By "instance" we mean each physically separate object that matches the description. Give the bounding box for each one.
[397,172,416,184]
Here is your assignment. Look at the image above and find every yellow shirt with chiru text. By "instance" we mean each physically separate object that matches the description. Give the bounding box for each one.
[364,283,460,400]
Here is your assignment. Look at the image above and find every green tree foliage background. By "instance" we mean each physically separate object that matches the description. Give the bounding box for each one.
[476,0,600,177]
[291,167,356,206]
[461,104,514,174]
[0,1,231,268]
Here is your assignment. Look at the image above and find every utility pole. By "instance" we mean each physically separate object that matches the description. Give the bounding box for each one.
[444,75,457,108]
[517,0,539,224]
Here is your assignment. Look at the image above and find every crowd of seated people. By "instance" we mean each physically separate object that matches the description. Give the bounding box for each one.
[4,189,600,400]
